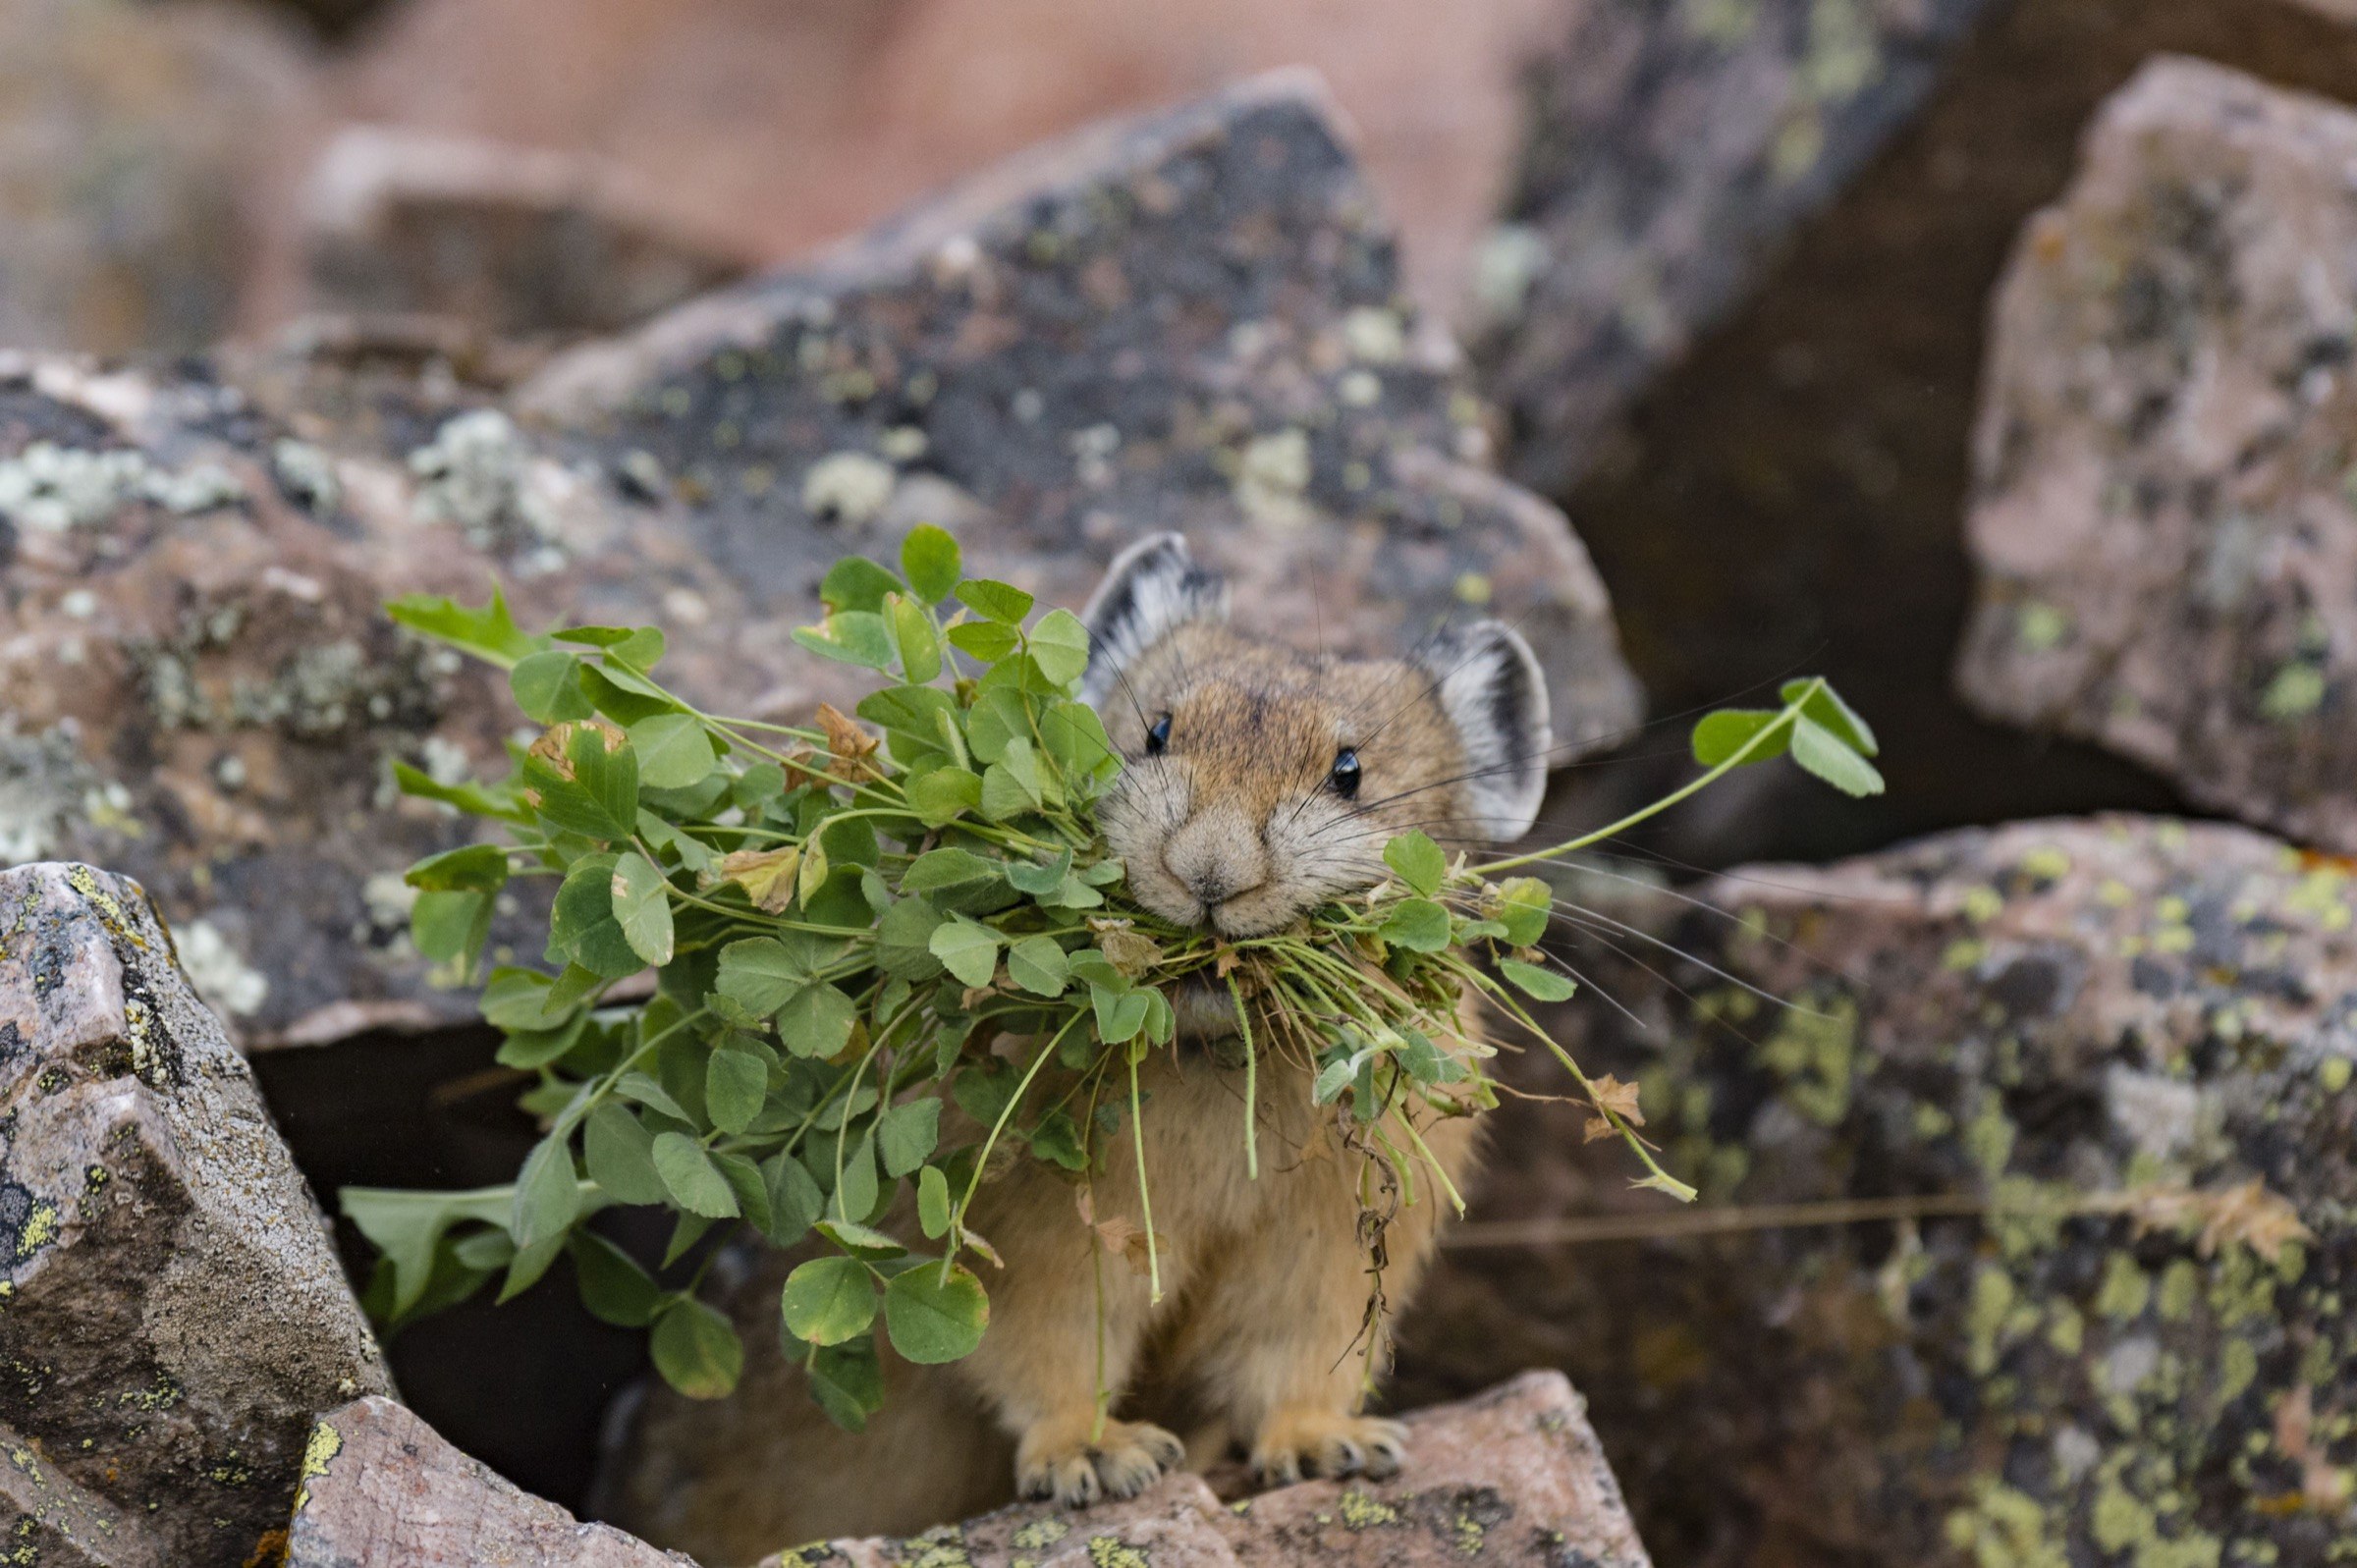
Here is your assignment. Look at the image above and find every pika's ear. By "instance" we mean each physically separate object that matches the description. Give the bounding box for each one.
[1077,533,1229,710]
[1424,622,1552,842]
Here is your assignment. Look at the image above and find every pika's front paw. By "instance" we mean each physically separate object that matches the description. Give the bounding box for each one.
[1248,1411,1408,1488]
[1017,1418,1187,1507]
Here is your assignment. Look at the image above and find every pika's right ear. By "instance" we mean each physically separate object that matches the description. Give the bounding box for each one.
[1077,533,1229,710]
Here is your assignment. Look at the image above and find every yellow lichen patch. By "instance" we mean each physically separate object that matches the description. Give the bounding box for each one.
[1338,1487,1400,1529]
[67,864,146,949]
[14,1201,59,1262]
[1011,1517,1069,1550]
[291,1421,341,1512]
[1942,1481,2066,1568]
[1084,1536,1149,1568]
[1452,1507,1487,1555]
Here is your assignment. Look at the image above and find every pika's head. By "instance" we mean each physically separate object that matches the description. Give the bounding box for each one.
[1080,534,1552,938]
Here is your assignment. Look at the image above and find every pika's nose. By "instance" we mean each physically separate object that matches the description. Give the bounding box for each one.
[1163,807,1268,913]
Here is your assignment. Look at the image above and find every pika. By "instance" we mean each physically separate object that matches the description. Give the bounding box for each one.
[601,534,1553,1559]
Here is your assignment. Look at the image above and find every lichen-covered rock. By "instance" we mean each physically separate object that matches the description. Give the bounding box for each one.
[521,70,1640,743]
[742,1373,1649,1568]
[0,862,392,1565]
[1472,0,1995,492]
[1957,58,2357,855]
[1400,816,2357,1567]
[284,1396,689,1566]
[0,0,307,353]
[301,125,756,341]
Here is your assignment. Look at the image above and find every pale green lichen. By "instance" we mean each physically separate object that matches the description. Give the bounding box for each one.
[292,1420,342,1512]
[1084,1537,1148,1568]
[1337,1487,1400,1529]
[1943,1480,2066,1568]
[1011,1517,1069,1550]
[1755,997,1858,1125]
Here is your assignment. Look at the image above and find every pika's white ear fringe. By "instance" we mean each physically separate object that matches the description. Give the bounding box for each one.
[1424,622,1552,842]
[1077,533,1229,711]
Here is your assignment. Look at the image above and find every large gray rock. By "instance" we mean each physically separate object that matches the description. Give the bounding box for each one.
[1474,0,1996,494]
[301,125,757,342]
[2,75,1636,1052]
[1958,58,2357,855]
[0,862,392,1566]
[1399,816,2357,1567]
[740,1373,1650,1568]
[284,1396,690,1567]
[521,70,1641,747]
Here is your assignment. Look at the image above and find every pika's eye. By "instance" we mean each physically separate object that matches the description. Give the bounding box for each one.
[1145,713,1173,755]
[1329,747,1361,799]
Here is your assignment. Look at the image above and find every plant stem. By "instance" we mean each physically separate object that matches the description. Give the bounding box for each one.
[1128,1053,1162,1304]
[1228,974,1259,1181]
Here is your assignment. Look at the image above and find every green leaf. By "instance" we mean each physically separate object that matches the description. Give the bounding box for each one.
[929,918,1003,989]
[875,898,946,981]
[764,1155,825,1248]
[1498,957,1577,1002]
[713,1149,773,1235]
[916,1166,952,1239]
[819,557,905,615]
[478,966,562,1031]
[1026,609,1091,689]
[980,759,1042,822]
[782,1255,877,1347]
[1091,983,1151,1045]
[945,620,1019,663]
[549,859,641,979]
[1038,702,1116,782]
[888,595,942,684]
[583,1103,668,1205]
[815,1218,904,1256]
[1028,1108,1087,1170]
[1781,678,1878,757]
[778,982,857,1059]
[901,525,962,603]
[956,578,1034,625]
[903,847,1006,894]
[794,611,896,671]
[1005,935,1070,998]
[510,649,591,723]
[1383,831,1447,897]
[393,761,527,823]
[411,889,492,967]
[571,1232,660,1326]
[833,1129,880,1223]
[883,1265,989,1364]
[511,1134,582,1250]
[652,1132,740,1218]
[1789,715,1887,797]
[803,1336,885,1432]
[406,842,510,893]
[1379,897,1453,952]
[341,1185,517,1315]
[715,934,841,1016]
[706,1048,770,1136]
[1493,878,1553,947]
[906,767,983,826]
[387,587,537,669]
[650,1297,743,1399]
[610,852,676,967]
[629,714,716,789]
[1690,708,1790,768]
[876,1100,941,1179]
[615,1070,694,1126]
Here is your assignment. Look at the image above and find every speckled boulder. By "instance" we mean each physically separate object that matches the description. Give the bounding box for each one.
[1958,58,2357,855]
[284,1396,689,1567]
[1471,0,1995,492]
[301,125,756,342]
[745,1373,1650,1568]
[0,862,391,1566]
[1399,816,2357,1567]
[521,70,1640,746]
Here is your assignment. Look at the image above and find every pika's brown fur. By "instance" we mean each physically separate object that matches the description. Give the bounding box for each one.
[600,535,1552,1561]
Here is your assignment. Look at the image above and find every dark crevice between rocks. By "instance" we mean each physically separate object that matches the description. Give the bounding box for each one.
[248,1023,649,1513]
[1517,0,2357,874]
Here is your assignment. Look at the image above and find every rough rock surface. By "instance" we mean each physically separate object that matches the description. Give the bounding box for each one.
[522,71,1640,747]
[742,1372,1649,1568]
[1957,59,2357,855]
[283,1396,689,1566]
[2,79,1634,1050]
[0,0,306,354]
[0,862,392,1566]
[1400,816,2357,1567]
[1519,0,2357,872]
[301,125,756,342]
[1473,0,1997,493]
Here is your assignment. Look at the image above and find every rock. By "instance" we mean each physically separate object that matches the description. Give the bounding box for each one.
[1957,59,2357,855]
[1474,0,1997,494]
[0,861,393,1566]
[521,70,1641,747]
[3,78,1636,1051]
[740,1373,1650,1568]
[1506,0,2357,872]
[1399,816,2357,1567]
[284,1396,689,1566]
[301,125,756,342]
[0,0,307,353]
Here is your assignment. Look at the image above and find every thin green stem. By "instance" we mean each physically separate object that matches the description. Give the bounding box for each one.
[1128,1051,1162,1304]
[1229,975,1259,1181]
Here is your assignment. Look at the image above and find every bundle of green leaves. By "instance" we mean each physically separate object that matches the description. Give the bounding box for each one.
[343,524,1883,1420]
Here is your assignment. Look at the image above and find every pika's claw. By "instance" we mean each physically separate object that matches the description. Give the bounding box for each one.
[1017,1419,1186,1508]
[1249,1412,1410,1489]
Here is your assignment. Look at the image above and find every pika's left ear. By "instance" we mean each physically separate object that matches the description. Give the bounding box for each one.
[1077,532,1230,711]
[1424,622,1552,841]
